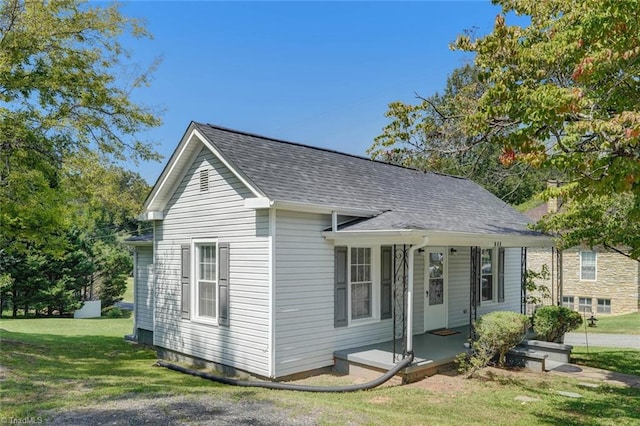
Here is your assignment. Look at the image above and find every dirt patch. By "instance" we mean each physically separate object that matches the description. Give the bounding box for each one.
[44,394,320,425]
[406,371,468,394]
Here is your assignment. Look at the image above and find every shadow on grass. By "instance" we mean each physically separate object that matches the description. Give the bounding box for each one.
[571,348,640,376]
[0,329,220,417]
[477,368,640,425]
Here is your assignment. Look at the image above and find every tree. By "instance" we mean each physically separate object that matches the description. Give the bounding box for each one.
[0,0,160,246]
[0,0,161,314]
[453,0,640,258]
[369,64,548,205]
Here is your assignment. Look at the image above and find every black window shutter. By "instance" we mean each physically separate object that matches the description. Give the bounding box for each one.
[181,245,191,319]
[381,246,393,319]
[498,248,505,303]
[334,246,348,327]
[218,243,230,326]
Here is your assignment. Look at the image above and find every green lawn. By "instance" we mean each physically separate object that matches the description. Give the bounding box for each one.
[572,346,640,376]
[584,312,640,335]
[122,277,134,302]
[1,317,639,425]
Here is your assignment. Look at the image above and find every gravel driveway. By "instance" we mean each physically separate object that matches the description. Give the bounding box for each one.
[47,393,321,425]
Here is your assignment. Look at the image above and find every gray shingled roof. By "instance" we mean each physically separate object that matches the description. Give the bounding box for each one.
[194,122,538,236]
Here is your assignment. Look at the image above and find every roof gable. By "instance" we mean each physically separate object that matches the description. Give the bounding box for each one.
[143,122,265,214]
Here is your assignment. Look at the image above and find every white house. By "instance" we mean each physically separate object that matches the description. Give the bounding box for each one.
[128,122,553,380]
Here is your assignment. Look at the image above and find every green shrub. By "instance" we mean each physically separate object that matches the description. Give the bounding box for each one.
[102,306,124,318]
[533,305,583,342]
[457,311,529,377]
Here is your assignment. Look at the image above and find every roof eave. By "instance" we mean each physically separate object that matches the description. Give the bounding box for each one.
[322,228,555,248]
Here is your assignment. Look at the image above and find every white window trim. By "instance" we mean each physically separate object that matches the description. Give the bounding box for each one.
[347,245,380,326]
[480,248,497,305]
[191,238,219,325]
[579,250,597,281]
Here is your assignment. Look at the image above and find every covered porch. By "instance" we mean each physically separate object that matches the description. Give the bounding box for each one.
[334,325,470,382]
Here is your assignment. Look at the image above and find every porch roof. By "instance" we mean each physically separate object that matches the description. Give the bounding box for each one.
[323,210,554,248]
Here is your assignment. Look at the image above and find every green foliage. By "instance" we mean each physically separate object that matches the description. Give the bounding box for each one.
[369,64,548,205]
[94,241,132,308]
[533,305,583,343]
[453,0,640,258]
[458,311,529,377]
[525,264,551,307]
[534,191,639,260]
[102,306,125,318]
[0,0,157,315]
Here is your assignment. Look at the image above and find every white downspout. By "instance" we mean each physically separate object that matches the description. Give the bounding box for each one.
[407,237,430,354]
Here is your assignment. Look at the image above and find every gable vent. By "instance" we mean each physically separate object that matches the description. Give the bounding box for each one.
[199,169,209,192]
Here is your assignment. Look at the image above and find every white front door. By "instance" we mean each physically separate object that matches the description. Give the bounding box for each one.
[424,249,447,331]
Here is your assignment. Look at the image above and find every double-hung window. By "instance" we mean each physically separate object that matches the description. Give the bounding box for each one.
[580,251,597,280]
[181,240,230,325]
[350,247,372,320]
[195,242,217,321]
[481,249,494,302]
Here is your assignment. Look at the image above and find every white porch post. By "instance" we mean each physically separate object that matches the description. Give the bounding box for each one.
[407,237,429,354]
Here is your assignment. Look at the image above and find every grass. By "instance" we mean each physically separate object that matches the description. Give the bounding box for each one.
[582,312,640,335]
[1,317,640,425]
[571,346,640,376]
[122,277,134,302]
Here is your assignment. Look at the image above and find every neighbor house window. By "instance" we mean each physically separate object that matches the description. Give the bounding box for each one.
[481,249,494,302]
[580,251,597,280]
[350,247,372,320]
[597,298,611,314]
[578,297,592,313]
[562,296,575,310]
[195,242,217,320]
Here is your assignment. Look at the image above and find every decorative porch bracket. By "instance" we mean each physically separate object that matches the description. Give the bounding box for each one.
[392,244,409,362]
[520,247,527,314]
[469,246,480,340]
[555,248,563,306]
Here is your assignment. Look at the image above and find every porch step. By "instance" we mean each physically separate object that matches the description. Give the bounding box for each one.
[507,340,574,373]
[506,347,548,372]
[334,350,461,383]
[520,339,573,363]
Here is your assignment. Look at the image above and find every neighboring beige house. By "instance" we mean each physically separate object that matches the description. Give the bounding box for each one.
[525,200,640,316]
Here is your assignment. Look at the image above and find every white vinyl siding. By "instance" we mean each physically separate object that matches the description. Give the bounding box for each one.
[135,245,154,331]
[274,210,396,378]
[448,247,522,328]
[153,146,270,377]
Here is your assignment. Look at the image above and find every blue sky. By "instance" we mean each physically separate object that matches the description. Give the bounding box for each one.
[119,1,505,184]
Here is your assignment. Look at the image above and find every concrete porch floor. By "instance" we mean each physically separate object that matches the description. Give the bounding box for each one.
[334,325,471,380]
